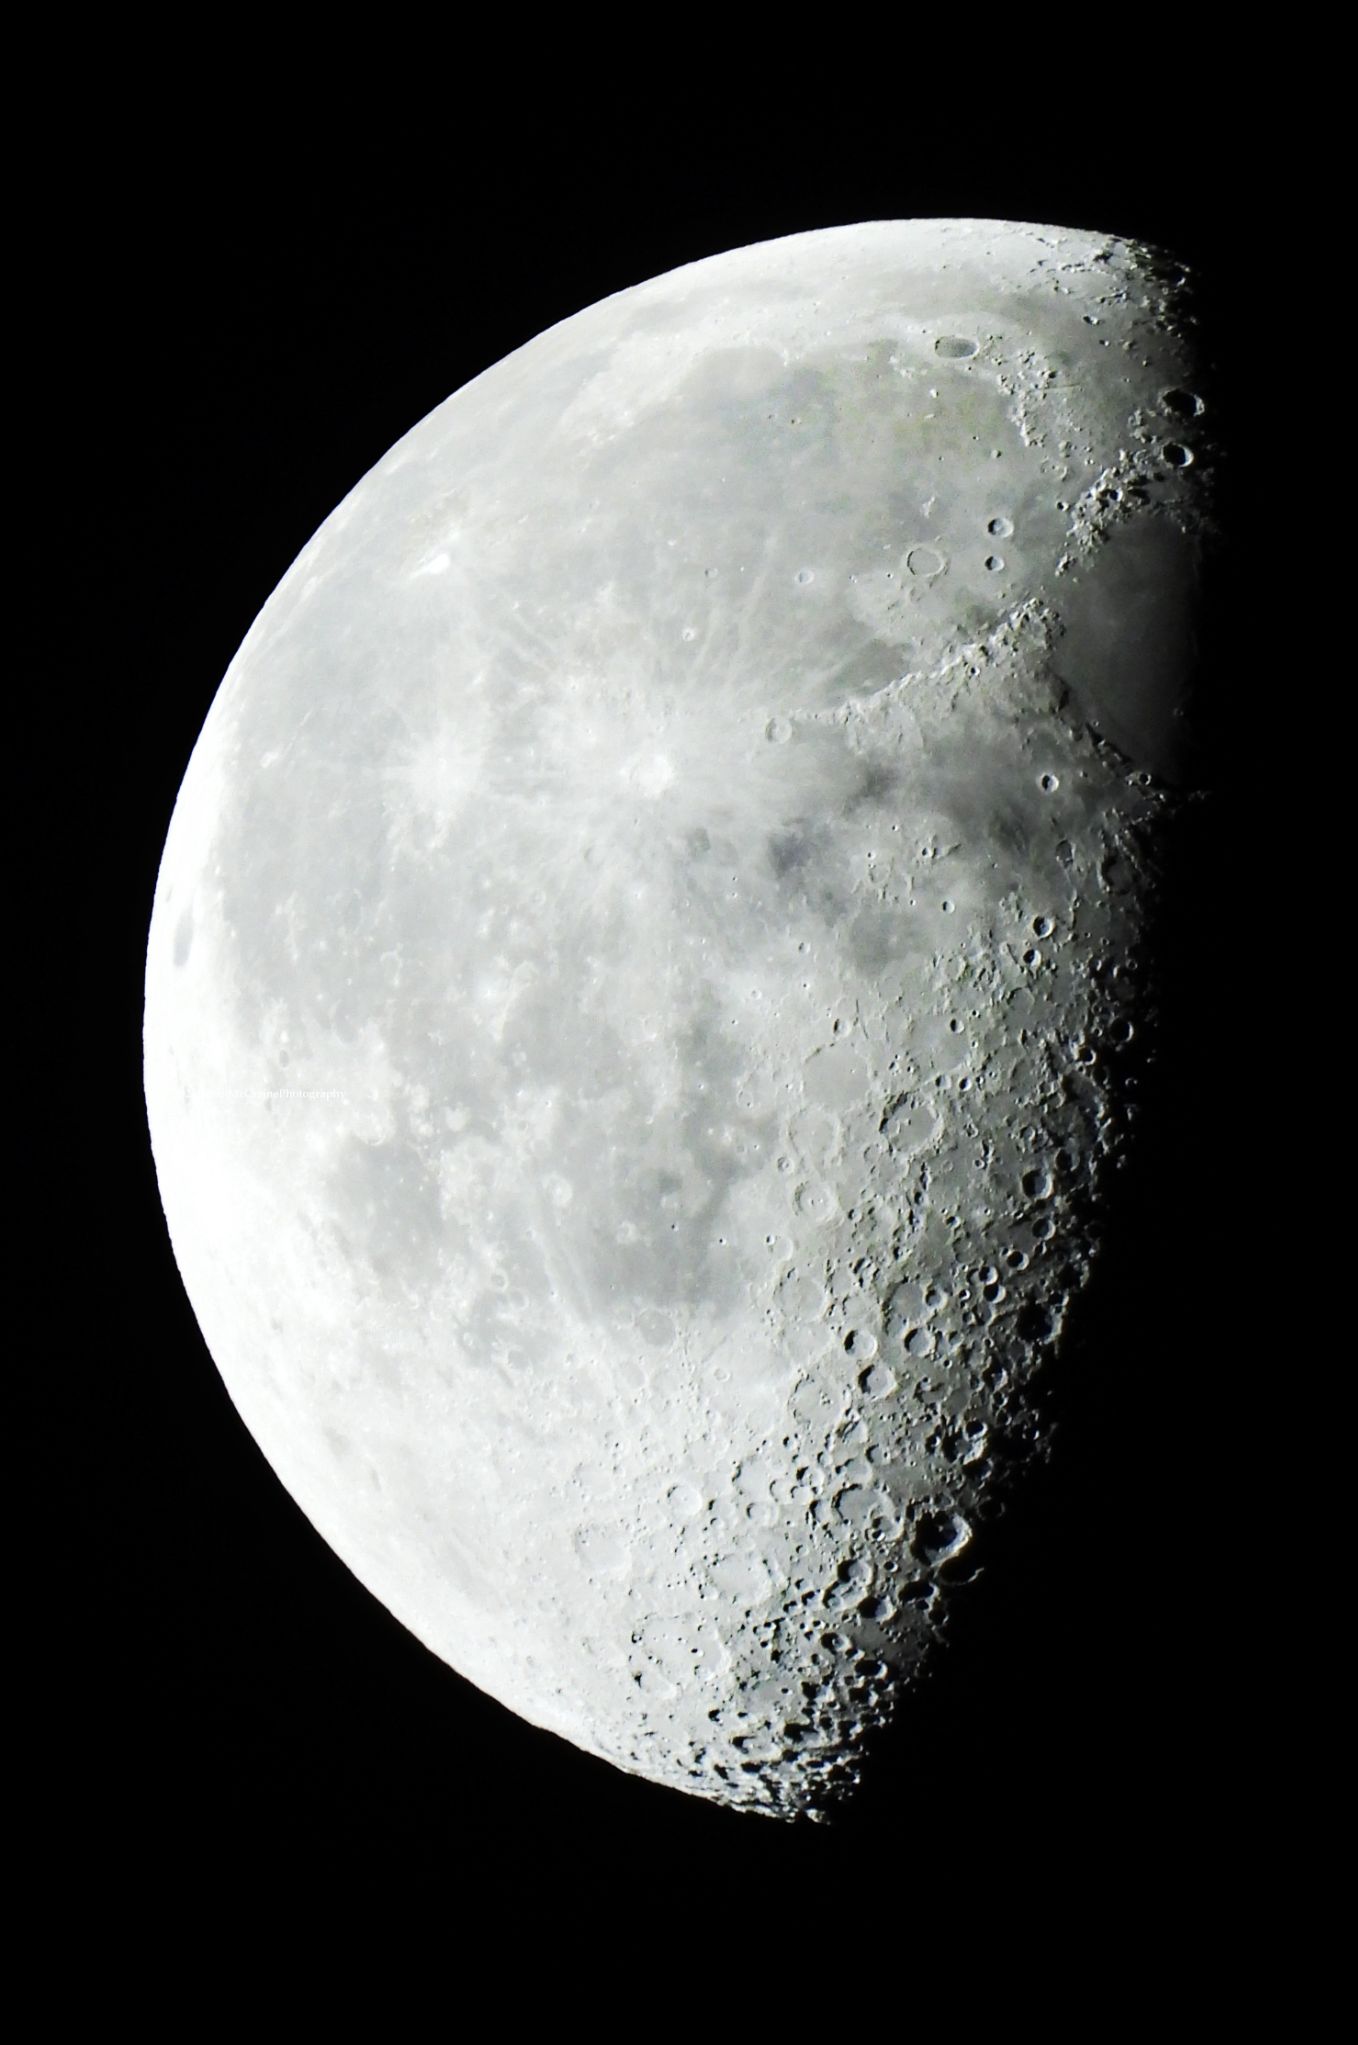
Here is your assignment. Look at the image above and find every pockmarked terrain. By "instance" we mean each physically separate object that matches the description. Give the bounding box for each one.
[145,219,1218,1818]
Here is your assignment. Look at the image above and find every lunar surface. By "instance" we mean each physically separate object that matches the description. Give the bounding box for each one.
[145,219,1217,1818]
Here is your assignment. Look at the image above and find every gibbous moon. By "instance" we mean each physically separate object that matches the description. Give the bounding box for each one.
[145,220,1216,1818]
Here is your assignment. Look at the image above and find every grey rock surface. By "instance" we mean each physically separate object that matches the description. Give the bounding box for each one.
[145,218,1216,1817]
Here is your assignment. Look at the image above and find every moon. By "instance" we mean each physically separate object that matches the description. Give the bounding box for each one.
[144,218,1216,1820]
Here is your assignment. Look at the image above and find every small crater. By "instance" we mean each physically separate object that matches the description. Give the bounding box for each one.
[1161,442,1193,467]
[913,1510,972,1565]
[1016,1302,1055,1345]
[935,336,978,359]
[987,516,1014,538]
[794,1180,837,1222]
[906,544,946,579]
[1161,388,1204,419]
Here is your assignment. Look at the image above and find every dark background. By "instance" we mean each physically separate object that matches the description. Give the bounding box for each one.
[34,99,1258,1919]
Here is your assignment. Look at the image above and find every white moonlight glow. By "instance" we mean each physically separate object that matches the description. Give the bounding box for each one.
[145,220,1215,1819]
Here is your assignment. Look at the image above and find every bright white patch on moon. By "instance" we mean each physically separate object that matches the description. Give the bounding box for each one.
[145,220,1216,1818]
